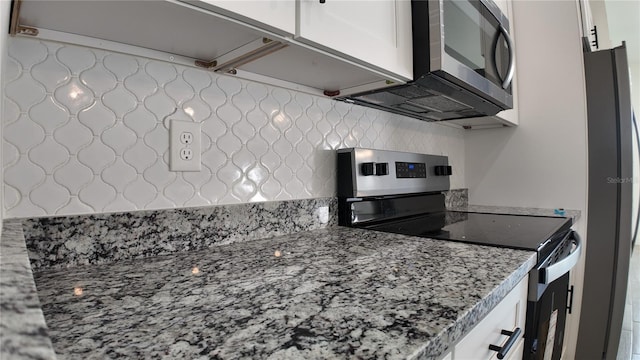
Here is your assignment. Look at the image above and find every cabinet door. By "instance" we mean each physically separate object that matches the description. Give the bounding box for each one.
[454,276,527,360]
[184,0,296,35]
[17,0,273,61]
[504,338,524,360]
[297,0,412,81]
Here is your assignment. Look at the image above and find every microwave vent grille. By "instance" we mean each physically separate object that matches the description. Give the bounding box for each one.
[395,103,430,113]
[389,85,436,99]
[408,95,472,112]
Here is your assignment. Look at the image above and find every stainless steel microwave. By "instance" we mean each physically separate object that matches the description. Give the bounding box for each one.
[342,0,514,123]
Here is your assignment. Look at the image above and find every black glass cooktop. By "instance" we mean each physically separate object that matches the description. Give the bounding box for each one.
[365,211,572,253]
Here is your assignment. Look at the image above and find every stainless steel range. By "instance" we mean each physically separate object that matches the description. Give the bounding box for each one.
[337,148,582,360]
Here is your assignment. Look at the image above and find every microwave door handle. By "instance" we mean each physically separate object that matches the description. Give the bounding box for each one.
[542,231,582,285]
[499,24,515,89]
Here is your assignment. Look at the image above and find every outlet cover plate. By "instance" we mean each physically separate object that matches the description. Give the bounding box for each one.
[170,119,201,172]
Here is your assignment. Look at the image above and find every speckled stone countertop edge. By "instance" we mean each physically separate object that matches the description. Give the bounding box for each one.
[447,252,536,354]
[408,252,537,360]
[0,219,57,360]
[22,197,338,271]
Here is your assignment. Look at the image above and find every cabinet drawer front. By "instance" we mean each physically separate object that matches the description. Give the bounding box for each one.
[504,338,525,360]
[454,276,528,360]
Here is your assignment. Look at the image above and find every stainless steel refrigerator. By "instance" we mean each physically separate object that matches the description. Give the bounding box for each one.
[576,43,639,360]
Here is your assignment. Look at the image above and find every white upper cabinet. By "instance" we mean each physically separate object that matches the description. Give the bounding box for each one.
[493,0,509,17]
[13,0,403,97]
[183,0,296,36]
[296,0,413,81]
[15,0,270,62]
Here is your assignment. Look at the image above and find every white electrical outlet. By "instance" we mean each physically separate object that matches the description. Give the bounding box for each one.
[170,120,201,172]
[180,148,193,160]
[318,206,329,224]
[180,132,193,144]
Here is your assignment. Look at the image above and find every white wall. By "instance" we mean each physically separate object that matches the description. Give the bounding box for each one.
[464,0,588,212]
[2,37,466,218]
[464,1,588,358]
[0,0,11,232]
[603,0,640,112]
[631,63,640,115]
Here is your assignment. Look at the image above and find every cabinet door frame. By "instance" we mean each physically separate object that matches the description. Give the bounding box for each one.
[296,0,413,81]
[452,276,528,360]
[182,0,297,36]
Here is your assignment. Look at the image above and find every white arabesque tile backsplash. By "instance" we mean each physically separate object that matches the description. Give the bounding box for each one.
[2,37,465,218]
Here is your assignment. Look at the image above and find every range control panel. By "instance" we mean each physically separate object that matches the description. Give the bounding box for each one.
[395,162,427,178]
[337,148,452,197]
[360,162,390,176]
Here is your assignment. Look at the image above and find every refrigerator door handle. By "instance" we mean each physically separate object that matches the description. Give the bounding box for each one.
[632,112,640,245]
[543,231,582,285]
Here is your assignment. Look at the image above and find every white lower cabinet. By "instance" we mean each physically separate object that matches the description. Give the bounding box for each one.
[504,334,525,360]
[450,275,528,360]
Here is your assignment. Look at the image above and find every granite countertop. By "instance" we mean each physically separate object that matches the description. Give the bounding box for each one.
[31,226,536,360]
[0,219,57,360]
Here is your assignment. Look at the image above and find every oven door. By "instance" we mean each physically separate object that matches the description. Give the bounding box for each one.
[524,272,570,360]
[425,0,514,109]
[524,231,582,360]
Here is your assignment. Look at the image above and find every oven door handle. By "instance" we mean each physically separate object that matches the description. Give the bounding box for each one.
[542,231,582,285]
